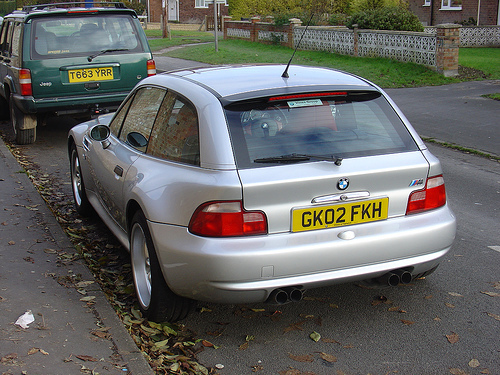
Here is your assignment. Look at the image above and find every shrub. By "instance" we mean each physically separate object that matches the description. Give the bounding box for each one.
[347,6,424,32]
[329,13,350,26]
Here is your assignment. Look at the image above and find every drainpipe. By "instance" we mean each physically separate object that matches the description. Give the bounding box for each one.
[477,0,481,25]
[430,0,434,26]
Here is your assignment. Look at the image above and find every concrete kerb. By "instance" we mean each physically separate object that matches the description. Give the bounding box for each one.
[0,139,153,375]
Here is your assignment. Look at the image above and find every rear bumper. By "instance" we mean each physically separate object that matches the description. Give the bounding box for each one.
[13,92,128,116]
[149,205,456,304]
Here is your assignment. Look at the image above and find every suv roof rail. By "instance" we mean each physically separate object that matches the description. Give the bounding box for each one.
[22,2,126,12]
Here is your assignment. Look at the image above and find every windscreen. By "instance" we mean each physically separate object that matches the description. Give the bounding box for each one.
[224,92,419,168]
[31,14,144,59]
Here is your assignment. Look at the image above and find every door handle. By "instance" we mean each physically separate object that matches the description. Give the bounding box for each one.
[114,165,123,177]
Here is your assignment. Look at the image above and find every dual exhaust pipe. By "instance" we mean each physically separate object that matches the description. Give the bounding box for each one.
[267,287,304,304]
[375,269,413,286]
[267,269,412,304]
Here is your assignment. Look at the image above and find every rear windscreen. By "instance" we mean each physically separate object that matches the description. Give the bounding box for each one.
[224,92,419,168]
[31,14,144,59]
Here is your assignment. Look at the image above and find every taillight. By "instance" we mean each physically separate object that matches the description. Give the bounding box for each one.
[406,175,447,215]
[189,201,268,237]
[147,59,156,76]
[20,69,33,96]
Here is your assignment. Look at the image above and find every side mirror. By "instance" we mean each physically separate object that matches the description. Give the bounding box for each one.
[89,124,110,142]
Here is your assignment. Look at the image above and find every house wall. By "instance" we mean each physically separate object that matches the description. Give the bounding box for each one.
[148,0,229,24]
[409,0,499,26]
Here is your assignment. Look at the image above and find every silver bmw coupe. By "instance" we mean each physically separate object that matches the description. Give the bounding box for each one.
[68,65,456,321]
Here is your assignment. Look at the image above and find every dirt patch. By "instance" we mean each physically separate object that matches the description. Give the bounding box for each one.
[457,65,489,80]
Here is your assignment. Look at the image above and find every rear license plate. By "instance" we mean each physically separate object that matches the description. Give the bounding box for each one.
[292,197,389,232]
[68,67,114,83]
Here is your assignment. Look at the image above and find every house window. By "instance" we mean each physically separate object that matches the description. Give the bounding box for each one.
[441,0,462,10]
[195,0,208,8]
[195,0,228,8]
[423,0,431,6]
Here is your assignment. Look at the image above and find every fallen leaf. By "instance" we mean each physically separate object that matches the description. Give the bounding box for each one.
[318,352,337,363]
[28,348,39,355]
[201,340,215,347]
[310,331,321,342]
[401,319,415,326]
[284,320,306,333]
[8,240,15,245]
[445,303,455,308]
[448,292,463,297]
[468,359,480,368]
[79,296,96,302]
[75,354,98,362]
[446,332,459,344]
[238,342,249,350]
[486,312,500,321]
[287,353,314,362]
[44,248,57,254]
[424,295,433,299]
[449,368,467,375]
[481,291,500,297]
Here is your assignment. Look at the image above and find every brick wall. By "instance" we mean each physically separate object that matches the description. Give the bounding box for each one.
[148,0,228,24]
[409,0,499,26]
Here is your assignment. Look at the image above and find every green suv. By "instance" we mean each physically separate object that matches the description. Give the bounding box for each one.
[0,2,156,144]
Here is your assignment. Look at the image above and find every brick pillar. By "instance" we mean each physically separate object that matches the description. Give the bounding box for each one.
[251,17,260,43]
[223,16,231,39]
[352,24,359,57]
[288,18,302,48]
[435,24,461,77]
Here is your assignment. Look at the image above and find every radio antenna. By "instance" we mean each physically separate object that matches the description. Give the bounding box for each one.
[282,13,314,78]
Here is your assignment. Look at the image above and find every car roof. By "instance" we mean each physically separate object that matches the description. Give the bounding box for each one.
[167,64,377,103]
[5,2,135,19]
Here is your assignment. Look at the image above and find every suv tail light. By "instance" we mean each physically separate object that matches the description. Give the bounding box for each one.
[147,59,156,76]
[406,175,447,215]
[20,69,33,96]
[189,201,268,237]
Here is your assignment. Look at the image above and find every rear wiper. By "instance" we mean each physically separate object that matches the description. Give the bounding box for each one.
[254,153,342,165]
[88,48,129,62]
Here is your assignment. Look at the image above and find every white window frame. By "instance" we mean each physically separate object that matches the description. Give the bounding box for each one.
[195,0,228,8]
[195,0,208,8]
[423,0,431,6]
[440,0,462,10]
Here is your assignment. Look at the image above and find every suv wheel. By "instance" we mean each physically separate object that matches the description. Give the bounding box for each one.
[10,94,37,144]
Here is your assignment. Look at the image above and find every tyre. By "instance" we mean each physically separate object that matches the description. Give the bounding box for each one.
[130,211,194,322]
[0,96,9,121]
[10,94,36,145]
[69,143,93,215]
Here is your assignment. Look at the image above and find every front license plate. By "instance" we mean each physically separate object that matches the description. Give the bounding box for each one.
[68,67,114,83]
[292,197,389,232]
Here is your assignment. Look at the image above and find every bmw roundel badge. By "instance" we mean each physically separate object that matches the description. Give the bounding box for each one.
[337,178,349,190]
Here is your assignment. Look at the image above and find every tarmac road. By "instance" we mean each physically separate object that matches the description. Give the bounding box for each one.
[0,55,499,373]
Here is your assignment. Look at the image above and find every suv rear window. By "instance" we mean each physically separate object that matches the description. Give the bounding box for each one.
[31,15,144,59]
[225,92,418,168]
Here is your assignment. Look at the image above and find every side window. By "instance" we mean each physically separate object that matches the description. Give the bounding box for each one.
[11,23,22,57]
[148,92,200,166]
[118,87,166,152]
[109,94,134,136]
[0,21,12,56]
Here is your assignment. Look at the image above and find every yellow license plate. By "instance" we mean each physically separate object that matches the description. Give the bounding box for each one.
[68,67,114,83]
[292,197,389,232]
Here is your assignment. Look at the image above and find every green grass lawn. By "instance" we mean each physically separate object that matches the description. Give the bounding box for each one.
[147,30,499,89]
[459,48,500,79]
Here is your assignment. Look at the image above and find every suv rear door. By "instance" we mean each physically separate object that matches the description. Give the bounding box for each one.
[27,12,151,101]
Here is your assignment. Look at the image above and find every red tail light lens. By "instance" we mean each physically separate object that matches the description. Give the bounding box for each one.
[20,69,33,96]
[189,201,268,237]
[147,59,156,76]
[406,175,447,215]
